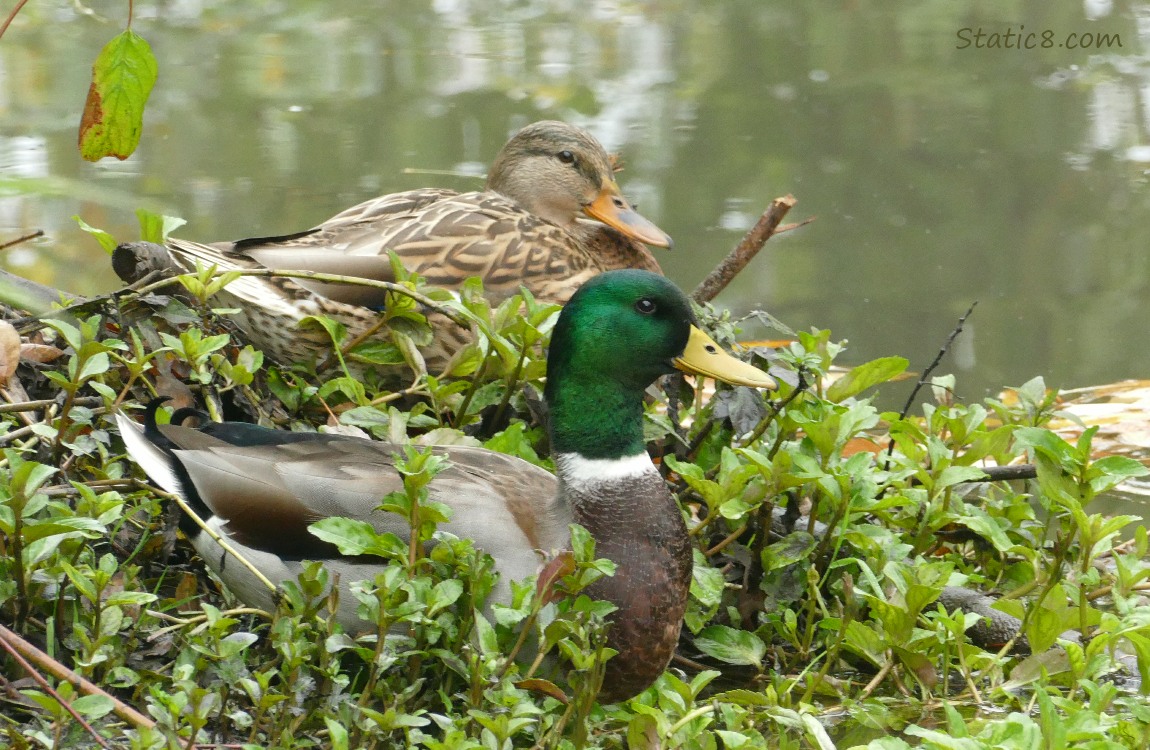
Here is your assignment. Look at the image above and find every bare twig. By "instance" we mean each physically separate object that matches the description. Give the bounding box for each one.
[883,302,978,470]
[704,523,747,557]
[40,479,140,497]
[0,422,37,446]
[131,267,472,328]
[0,0,30,42]
[0,623,156,732]
[136,481,279,594]
[0,230,44,251]
[902,463,1039,488]
[895,302,978,422]
[0,397,100,415]
[737,370,808,450]
[969,464,1037,483]
[671,652,712,672]
[692,195,807,304]
[857,659,894,702]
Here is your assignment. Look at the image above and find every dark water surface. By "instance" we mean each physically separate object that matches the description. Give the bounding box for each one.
[3,1,1148,407]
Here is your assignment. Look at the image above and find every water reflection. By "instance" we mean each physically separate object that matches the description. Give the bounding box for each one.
[1,0,1149,414]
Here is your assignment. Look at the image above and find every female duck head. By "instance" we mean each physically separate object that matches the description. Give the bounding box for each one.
[485,121,672,248]
[544,270,775,457]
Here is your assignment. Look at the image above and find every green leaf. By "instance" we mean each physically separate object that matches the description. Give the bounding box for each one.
[954,509,1014,554]
[664,455,724,509]
[568,523,596,562]
[21,517,105,543]
[690,558,725,609]
[136,209,186,243]
[762,531,818,570]
[483,422,542,464]
[218,632,258,658]
[324,717,350,750]
[76,352,110,382]
[473,612,499,656]
[11,459,58,499]
[694,625,766,667]
[710,688,773,707]
[309,517,403,558]
[1090,455,1150,495]
[429,579,464,615]
[105,590,159,607]
[71,694,115,719]
[935,465,989,491]
[825,356,908,402]
[627,715,659,748]
[1014,427,1080,471]
[348,340,406,366]
[72,216,118,254]
[61,562,99,603]
[1123,632,1150,689]
[78,30,158,161]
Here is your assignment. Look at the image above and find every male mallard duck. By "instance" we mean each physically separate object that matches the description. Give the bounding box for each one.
[114,121,672,373]
[116,270,775,702]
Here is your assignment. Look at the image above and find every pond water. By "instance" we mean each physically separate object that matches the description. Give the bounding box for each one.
[2,1,1148,505]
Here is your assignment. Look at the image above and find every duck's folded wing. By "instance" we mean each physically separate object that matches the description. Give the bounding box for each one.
[162,430,566,569]
[248,190,579,304]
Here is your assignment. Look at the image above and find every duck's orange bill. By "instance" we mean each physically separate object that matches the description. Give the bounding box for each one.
[583,182,673,248]
[674,326,777,389]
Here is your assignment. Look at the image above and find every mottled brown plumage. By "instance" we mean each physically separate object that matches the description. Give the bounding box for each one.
[118,121,671,373]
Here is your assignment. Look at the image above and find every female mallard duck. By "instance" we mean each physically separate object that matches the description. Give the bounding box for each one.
[114,121,672,373]
[116,270,775,702]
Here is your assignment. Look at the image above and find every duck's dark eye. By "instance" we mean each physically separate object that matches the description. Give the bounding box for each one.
[635,298,657,315]
[557,150,576,165]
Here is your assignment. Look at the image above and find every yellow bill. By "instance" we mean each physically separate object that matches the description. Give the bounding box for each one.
[674,326,777,389]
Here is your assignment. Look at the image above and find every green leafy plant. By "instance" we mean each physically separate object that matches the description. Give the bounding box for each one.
[2,226,1149,747]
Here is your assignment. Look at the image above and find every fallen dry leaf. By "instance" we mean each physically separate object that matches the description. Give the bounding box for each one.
[20,343,66,364]
[1051,380,1150,459]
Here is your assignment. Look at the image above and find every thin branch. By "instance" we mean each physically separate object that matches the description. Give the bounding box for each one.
[0,422,37,446]
[0,0,30,42]
[0,630,113,748]
[131,267,472,328]
[0,230,44,251]
[895,302,978,422]
[692,195,808,304]
[138,481,279,594]
[40,479,140,497]
[0,623,156,732]
[856,659,894,702]
[969,464,1037,482]
[903,463,1038,488]
[737,370,807,449]
[0,397,101,414]
[883,302,978,470]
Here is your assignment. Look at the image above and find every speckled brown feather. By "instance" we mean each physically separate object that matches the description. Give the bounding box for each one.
[121,122,668,373]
